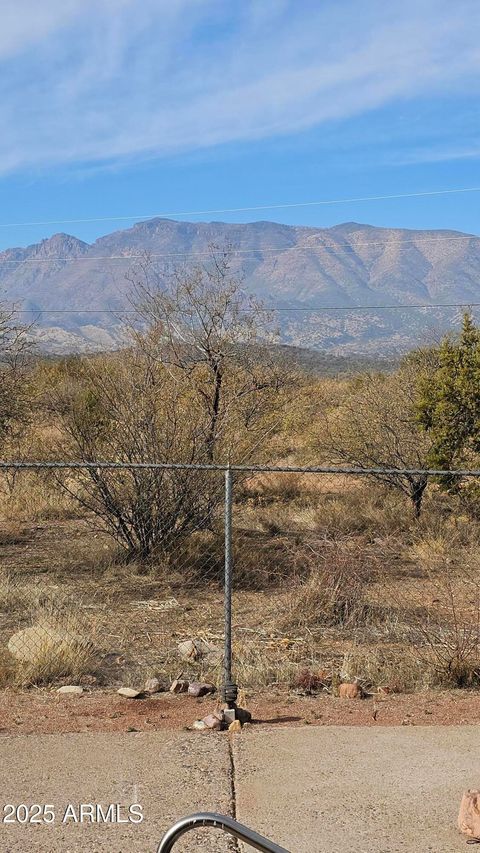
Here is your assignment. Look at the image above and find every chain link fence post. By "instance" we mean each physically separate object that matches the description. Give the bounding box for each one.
[223,465,238,707]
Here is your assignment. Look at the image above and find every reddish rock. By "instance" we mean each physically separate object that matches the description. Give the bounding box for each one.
[339,682,362,699]
[202,711,224,730]
[459,790,480,837]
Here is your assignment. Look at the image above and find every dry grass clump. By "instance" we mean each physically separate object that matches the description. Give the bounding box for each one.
[243,472,322,505]
[233,637,320,689]
[340,647,429,693]
[281,563,369,631]
[0,569,36,613]
[0,472,78,523]
[15,632,96,687]
[253,483,409,540]
[279,538,377,631]
[0,587,98,687]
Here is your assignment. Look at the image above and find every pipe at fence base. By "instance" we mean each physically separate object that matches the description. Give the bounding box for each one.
[156,811,292,853]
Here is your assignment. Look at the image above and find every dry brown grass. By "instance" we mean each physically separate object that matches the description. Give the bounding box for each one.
[0,472,78,523]
[0,466,479,695]
[13,634,96,687]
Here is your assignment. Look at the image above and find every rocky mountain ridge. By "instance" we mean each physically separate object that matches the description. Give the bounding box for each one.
[1,218,478,354]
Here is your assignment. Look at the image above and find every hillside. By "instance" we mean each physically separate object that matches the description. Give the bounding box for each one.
[1,218,479,354]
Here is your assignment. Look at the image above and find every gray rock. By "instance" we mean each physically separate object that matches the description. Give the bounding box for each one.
[192,720,208,731]
[223,706,252,725]
[223,707,236,726]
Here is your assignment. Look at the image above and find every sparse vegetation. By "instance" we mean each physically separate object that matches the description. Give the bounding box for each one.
[1,278,480,700]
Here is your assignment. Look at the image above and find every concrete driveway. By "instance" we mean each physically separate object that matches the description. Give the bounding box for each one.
[233,726,479,853]
[0,731,233,852]
[1,726,478,852]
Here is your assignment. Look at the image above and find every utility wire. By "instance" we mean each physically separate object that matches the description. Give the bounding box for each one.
[16,302,480,314]
[0,186,479,229]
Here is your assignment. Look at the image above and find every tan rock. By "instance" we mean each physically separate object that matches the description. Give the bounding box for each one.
[228,720,242,733]
[57,685,84,695]
[458,790,480,837]
[144,677,165,694]
[117,687,143,699]
[177,639,211,661]
[339,682,362,699]
[8,626,84,663]
[170,678,189,694]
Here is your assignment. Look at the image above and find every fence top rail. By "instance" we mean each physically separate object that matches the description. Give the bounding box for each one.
[0,460,479,477]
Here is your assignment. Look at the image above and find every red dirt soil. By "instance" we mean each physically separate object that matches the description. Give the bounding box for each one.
[1,688,480,735]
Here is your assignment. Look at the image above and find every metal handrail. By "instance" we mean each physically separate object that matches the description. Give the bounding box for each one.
[156,811,291,852]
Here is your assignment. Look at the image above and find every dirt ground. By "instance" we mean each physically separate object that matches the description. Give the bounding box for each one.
[2,687,480,736]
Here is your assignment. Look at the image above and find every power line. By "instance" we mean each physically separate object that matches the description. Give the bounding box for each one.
[0,233,477,265]
[17,302,480,315]
[0,186,479,229]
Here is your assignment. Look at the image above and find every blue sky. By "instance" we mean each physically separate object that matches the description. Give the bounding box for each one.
[0,0,479,250]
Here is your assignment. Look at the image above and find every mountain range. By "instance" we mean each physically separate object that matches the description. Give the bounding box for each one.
[1,218,479,355]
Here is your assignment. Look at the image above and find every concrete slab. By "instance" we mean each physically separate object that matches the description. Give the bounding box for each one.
[233,726,480,852]
[0,732,233,852]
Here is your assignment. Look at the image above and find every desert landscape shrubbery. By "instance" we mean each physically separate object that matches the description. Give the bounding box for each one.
[1,251,480,697]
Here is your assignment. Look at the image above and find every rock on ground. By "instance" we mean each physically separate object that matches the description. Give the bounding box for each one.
[117,687,143,699]
[57,685,84,695]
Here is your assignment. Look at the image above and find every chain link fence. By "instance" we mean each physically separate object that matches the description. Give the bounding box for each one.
[1,461,480,700]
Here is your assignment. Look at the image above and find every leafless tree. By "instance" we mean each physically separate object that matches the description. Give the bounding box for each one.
[315,363,434,517]
[48,249,293,559]
[127,245,285,464]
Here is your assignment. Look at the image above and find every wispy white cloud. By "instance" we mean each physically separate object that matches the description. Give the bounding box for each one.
[0,0,479,174]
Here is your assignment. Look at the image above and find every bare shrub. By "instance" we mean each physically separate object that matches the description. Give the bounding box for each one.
[411,570,480,687]
[43,248,293,561]
[313,363,435,517]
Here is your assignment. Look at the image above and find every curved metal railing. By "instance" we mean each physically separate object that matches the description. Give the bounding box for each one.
[156,811,291,852]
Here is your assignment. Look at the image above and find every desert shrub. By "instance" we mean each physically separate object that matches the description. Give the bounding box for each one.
[411,583,480,688]
[280,540,375,630]
[388,536,480,687]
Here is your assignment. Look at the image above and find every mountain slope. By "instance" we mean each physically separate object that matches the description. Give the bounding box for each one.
[1,219,479,354]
